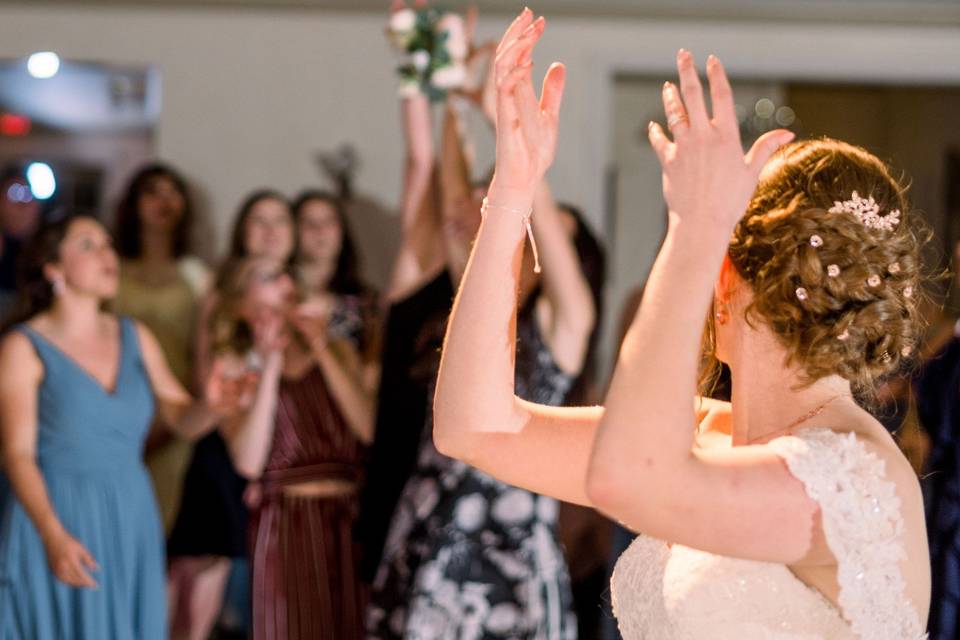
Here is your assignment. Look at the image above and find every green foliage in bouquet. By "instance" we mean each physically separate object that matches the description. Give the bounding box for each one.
[392,6,459,102]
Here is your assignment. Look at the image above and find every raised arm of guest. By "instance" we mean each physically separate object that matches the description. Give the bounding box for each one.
[438,99,480,283]
[386,92,445,302]
[220,311,286,479]
[529,181,596,374]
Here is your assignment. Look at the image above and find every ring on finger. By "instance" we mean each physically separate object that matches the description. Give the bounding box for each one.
[667,113,689,130]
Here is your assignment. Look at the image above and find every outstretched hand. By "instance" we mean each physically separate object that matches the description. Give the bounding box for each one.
[204,353,259,418]
[489,9,566,197]
[647,50,794,230]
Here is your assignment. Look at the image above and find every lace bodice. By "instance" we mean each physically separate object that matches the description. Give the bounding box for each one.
[611,428,925,639]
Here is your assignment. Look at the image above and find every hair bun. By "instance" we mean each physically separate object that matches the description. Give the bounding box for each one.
[727,138,927,398]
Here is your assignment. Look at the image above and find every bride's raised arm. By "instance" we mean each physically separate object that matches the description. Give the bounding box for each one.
[433,9,603,506]
[585,53,824,562]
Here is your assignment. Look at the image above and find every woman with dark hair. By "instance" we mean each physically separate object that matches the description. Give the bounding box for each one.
[292,190,380,384]
[293,190,364,294]
[211,251,375,639]
[0,215,243,639]
[225,190,295,265]
[167,190,294,640]
[112,162,212,531]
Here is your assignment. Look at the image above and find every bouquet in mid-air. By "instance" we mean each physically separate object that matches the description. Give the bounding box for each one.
[387,0,468,101]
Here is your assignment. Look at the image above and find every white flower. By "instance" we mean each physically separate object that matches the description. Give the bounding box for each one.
[389,8,417,33]
[411,50,431,72]
[431,64,466,90]
[438,13,468,61]
[453,493,487,532]
[492,488,535,525]
[486,603,522,633]
[536,496,559,522]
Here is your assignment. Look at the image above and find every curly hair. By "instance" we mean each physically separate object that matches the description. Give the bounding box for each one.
[722,138,927,398]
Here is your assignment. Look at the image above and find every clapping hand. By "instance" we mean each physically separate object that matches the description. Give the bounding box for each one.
[647,51,794,231]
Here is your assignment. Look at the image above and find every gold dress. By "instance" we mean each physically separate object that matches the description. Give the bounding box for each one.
[113,257,209,532]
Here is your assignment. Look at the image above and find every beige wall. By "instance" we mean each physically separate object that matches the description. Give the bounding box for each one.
[2,4,960,269]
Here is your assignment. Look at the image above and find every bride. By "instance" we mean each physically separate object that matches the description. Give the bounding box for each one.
[433,8,930,639]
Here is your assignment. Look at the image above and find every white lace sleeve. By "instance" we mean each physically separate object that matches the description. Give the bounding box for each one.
[767,429,925,640]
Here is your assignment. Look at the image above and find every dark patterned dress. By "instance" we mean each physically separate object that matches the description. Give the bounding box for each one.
[367,301,577,640]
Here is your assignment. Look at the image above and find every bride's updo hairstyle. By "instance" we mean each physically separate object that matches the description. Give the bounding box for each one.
[726,138,926,395]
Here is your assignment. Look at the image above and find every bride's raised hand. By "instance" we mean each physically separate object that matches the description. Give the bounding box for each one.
[648,51,794,231]
[488,9,566,200]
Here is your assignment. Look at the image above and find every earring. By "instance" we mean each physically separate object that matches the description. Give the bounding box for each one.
[714,301,729,325]
[52,278,65,296]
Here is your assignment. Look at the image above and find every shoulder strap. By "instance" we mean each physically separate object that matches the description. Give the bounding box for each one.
[767,429,925,639]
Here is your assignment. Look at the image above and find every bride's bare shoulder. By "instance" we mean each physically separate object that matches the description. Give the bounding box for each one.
[695,396,732,447]
[695,396,731,428]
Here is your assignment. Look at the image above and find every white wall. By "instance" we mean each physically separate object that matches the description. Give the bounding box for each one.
[2,3,960,257]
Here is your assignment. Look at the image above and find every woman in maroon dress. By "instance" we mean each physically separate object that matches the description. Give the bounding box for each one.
[210,253,376,639]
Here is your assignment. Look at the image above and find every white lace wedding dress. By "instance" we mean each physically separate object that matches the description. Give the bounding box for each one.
[611,428,926,639]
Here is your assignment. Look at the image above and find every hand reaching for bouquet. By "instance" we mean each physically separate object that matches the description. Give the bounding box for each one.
[647,50,794,231]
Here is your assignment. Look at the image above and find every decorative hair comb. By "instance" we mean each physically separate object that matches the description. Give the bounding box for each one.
[828,191,901,232]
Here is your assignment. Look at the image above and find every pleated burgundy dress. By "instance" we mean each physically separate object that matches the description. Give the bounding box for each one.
[250,364,367,640]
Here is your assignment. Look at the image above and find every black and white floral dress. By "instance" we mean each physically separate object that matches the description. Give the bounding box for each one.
[366,302,577,640]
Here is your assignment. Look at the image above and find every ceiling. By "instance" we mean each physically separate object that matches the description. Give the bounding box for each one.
[4,0,960,26]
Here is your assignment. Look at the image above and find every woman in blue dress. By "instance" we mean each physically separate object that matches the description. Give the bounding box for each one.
[0,215,245,639]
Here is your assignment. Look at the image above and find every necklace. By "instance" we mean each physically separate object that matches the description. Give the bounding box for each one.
[746,394,853,445]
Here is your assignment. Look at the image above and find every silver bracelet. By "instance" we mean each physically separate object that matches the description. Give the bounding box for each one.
[480,197,541,274]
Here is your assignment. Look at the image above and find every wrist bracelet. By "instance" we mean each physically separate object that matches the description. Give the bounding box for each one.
[481,197,541,273]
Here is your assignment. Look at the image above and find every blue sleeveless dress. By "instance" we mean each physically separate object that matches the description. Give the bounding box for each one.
[0,317,167,639]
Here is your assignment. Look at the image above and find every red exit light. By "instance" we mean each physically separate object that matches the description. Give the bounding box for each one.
[0,113,32,136]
